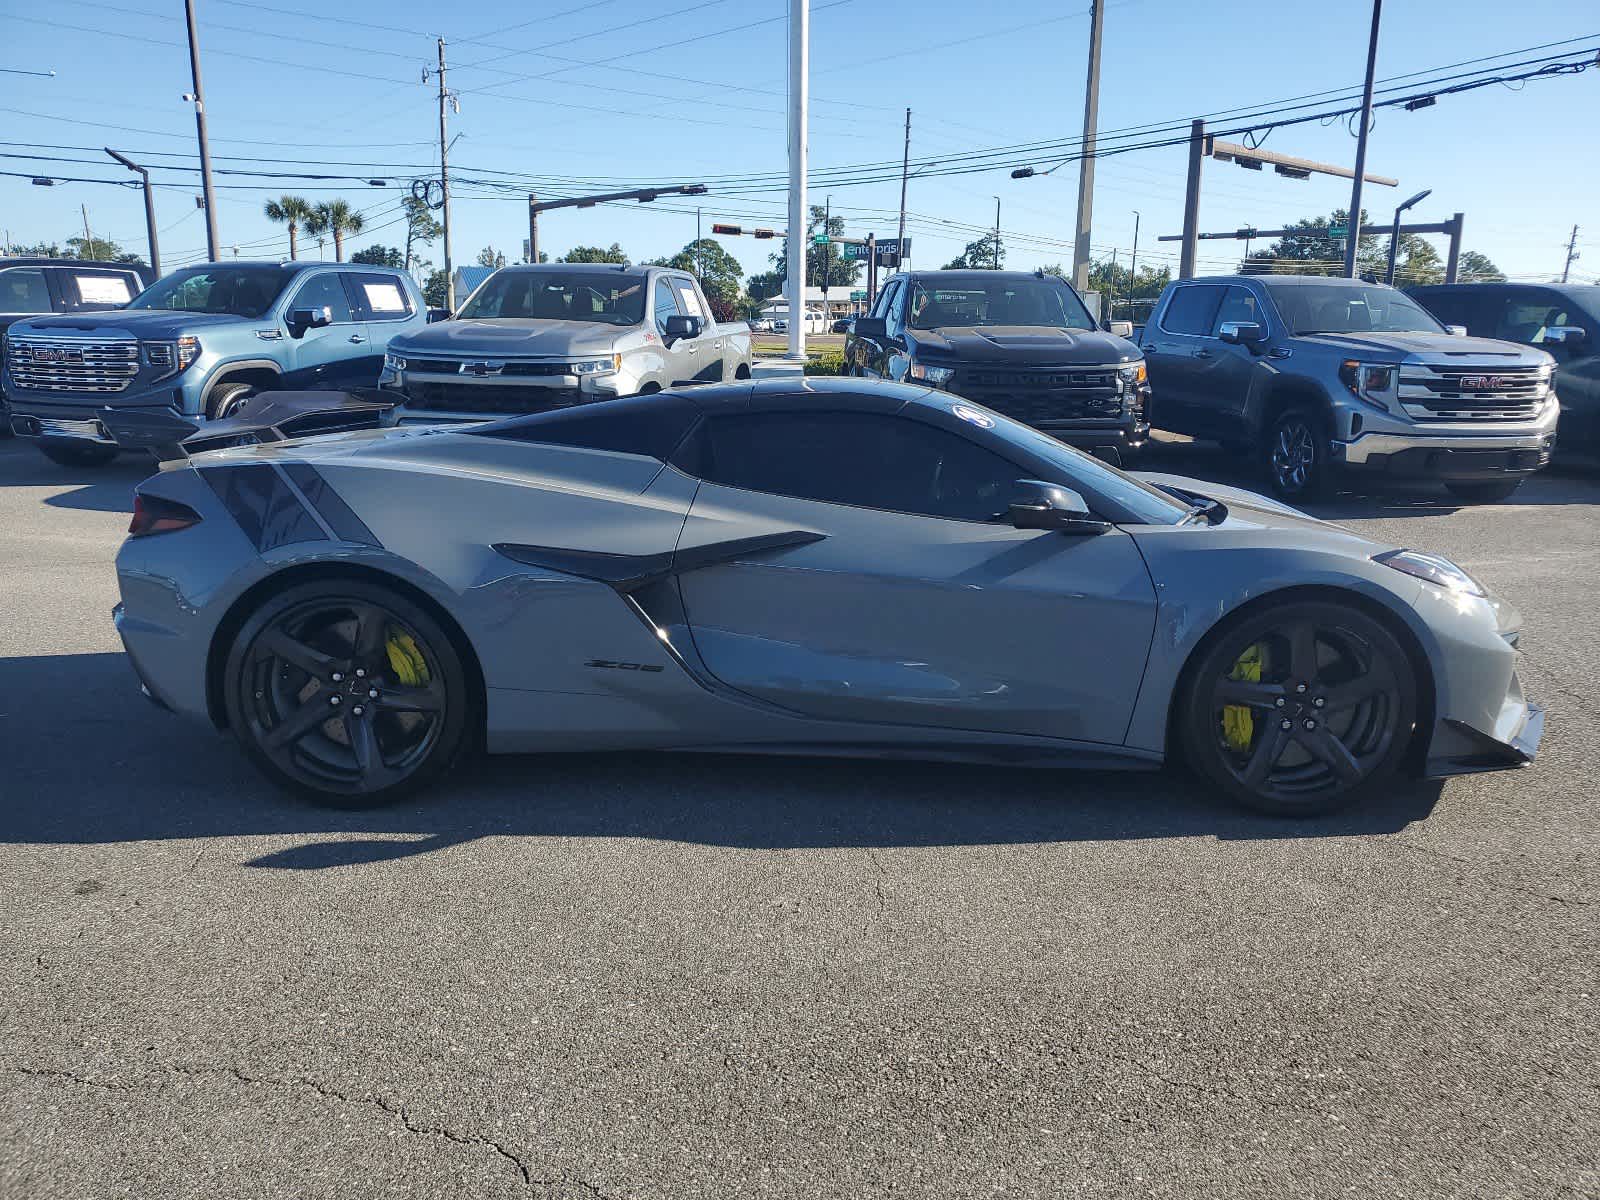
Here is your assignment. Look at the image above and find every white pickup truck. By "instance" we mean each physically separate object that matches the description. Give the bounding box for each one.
[378,262,753,420]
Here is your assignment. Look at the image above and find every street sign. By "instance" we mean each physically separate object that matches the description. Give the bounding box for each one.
[812,234,831,245]
[1328,222,1348,238]
[840,241,870,260]
[850,290,867,301]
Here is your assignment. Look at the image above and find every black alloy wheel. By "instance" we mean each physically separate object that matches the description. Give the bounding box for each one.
[207,382,256,422]
[1265,406,1329,501]
[224,580,470,805]
[1180,601,1417,816]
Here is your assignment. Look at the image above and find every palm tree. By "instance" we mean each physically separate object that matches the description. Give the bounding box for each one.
[307,200,365,263]
[262,195,314,260]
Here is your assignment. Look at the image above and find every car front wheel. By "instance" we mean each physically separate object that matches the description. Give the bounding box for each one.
[223,579,472,806]
[1179,600,1418,816]
[1264,406,1331,501]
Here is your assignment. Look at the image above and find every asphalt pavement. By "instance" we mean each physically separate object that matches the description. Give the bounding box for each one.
[1,433,1595,1199]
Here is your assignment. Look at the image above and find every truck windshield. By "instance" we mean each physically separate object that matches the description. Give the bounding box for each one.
[1265,281,1444,335]
[909,276,1096,331]
[128,267,291,318]
[457,271,648,325]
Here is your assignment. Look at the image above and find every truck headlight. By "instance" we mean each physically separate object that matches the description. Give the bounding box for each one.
[1118,361,1148,391]
[383,351,408,372]
[1338,360,1396,412]
[909,360,955,386]
[144,336,201,377]
[571,354,620,376]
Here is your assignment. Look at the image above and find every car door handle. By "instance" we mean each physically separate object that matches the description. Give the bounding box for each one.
[1194,349,1213,359]
[348,334,366,344]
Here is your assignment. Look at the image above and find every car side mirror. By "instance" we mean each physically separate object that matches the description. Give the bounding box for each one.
[853,316,888,339]
[427,307,452,323]
[1007,479,1111,535]
[1541,326,1586,350]
[1444,324,1469,338]
[1106,319,1134,338]
[831,318,851,333]
[287,305,333,339]
[1218,320,1266,348]
[662,314,702,344]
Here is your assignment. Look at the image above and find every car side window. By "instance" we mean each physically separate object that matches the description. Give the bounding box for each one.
[653,278,682,336]
[347,273,412,322]
[885,281,909,335]
[680,410,1023,523]
[1490,292,1574,345]
[1160,285,1225,336]
[288,272,355,324]
[869,279,900,321]
[670,278,708,324]
[58,269,137,308]
[0,268,53,314]
[1410,289,1475,330]
[1212,285,1264,334]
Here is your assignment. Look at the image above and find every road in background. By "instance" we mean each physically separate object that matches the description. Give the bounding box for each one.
[1,436,1596,1199]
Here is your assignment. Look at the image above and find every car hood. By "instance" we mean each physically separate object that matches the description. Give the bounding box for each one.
[1134,469,1385,541]
[392,319,628,357]
[9,310,251,340]
[1292,330,1544,361]
[912,326,1140,365]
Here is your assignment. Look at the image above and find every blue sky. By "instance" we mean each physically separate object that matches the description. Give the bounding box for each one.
[4,0,1597,286]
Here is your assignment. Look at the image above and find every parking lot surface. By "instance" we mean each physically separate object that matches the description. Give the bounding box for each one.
[2,434,1596,1199]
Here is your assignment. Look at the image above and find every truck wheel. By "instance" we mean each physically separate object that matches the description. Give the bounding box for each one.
[207,383,256,421]
[1445,480,1522,504]
[38,440,119,468]
[1264,406,1331,502]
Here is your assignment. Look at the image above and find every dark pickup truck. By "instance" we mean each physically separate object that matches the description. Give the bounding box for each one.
[843,269,1149,462]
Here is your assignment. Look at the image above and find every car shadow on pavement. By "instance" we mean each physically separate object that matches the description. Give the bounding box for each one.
[0,652,1444,868]
[0,441,148,513]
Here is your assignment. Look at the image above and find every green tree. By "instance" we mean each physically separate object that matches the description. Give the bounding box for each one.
[942,230,1004,270]
[7,240,62,257]
[400,195,442,273]
[1245,210,1381,276]
[422,269,449,309]
[746,270,785,303]
[475,245,507,269]
[769,205,863,289]
[558,243,628,264]
[263,195,315,261]
[1457,250,1505,282]
[305,199,364,263]
[1086,258,1172,320]
[350,244,405,268]
[65,235,140,264]
[657,238,745,317]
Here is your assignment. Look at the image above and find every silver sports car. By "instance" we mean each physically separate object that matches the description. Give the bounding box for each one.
[111,379,1543,816]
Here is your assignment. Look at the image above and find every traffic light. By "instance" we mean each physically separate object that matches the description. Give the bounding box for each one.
[710,223,742,236]
[753,228,778,239]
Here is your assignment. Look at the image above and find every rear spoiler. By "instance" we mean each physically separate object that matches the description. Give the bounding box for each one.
[101,389,402,462]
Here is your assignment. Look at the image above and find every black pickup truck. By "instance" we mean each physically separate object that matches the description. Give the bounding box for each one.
[843,269,1149,462]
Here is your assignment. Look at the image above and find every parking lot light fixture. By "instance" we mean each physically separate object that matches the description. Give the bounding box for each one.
[1386,188,1433,284]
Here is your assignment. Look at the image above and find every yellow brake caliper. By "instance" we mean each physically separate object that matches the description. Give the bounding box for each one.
[1222,643,1264,752]
[384,629,431,687]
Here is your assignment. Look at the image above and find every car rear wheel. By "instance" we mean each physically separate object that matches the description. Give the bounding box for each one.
[38,439,119,468]
[1264,406,1331,501]
[224,580,472,807]
[1445,479,1522,504]
[1179,600,1417,817]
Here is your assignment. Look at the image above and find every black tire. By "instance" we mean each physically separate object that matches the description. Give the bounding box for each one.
[1445,479,1522,504]
[206,382,256,422]
[1178,599,1418,817]
[223,579,473,807]
[38,439,119,468]
[1263,405,1332,502]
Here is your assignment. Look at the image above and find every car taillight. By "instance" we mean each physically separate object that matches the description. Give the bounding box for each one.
[129,493,202,537]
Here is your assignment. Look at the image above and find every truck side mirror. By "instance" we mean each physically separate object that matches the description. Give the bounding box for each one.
[1541,326,1586,351]
[1218,320,1266,347]
[287,305,333,339]
[1106,320,1134,338]
[662,314,702,344]
[426,307,452,323]
[853,316,888,340]
[1444,324,1469,338]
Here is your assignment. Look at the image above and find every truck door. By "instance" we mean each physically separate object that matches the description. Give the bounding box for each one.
[671,276,725,382]
[651,276,697,386]
[282,270,369,390]
[346,271,417,386]
[1141,283,1225,434]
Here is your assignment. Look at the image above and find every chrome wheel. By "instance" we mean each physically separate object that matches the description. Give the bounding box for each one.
[1270,417,1317,493]
[234,592,454,798]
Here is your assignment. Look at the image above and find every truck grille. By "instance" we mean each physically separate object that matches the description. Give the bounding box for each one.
[405,358,574,377]
[6,336,140,394]
[950,366,1124,425]
[400,381,585,414]
[1399,363,1549,421]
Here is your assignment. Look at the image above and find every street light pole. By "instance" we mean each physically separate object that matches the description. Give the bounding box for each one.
[105,149,161,275]
[993,196,1001,269]
[182,0,220,261]
[1344,0,1382,277]
[785,0,809,360]
[1126,209,1140,321]
[1385,188,1432,285]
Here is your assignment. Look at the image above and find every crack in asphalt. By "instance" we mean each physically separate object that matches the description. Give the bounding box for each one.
[1400,843,1591,909]
[862,847,889,937]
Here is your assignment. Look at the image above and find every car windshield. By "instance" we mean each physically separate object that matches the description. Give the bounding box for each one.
[457,271,648,325]
[128,267,291,318]
[909,275,1097,331]
[1265,281,1444,335]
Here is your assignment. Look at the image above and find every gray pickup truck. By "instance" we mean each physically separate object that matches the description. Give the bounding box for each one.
[379,262,753,420]
[1142,274,1559,502]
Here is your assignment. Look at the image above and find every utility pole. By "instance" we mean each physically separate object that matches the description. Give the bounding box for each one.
[897,108,911,271]
[1179,120,1205,279]
[696,206,702,279]
[106,149,160,275]
[1071,0,1104,293]
[785,0,809,360]
[81,204,92,255]
[1127,210,1140,320]
[1344,0,1382,277]
[866,232,877,306]
[993,196,1001,269]
[820,195,830,320]
[436,37,455,309]
[1562,224,1580,284]
[526,192,538,264]
[183,0,220,261]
